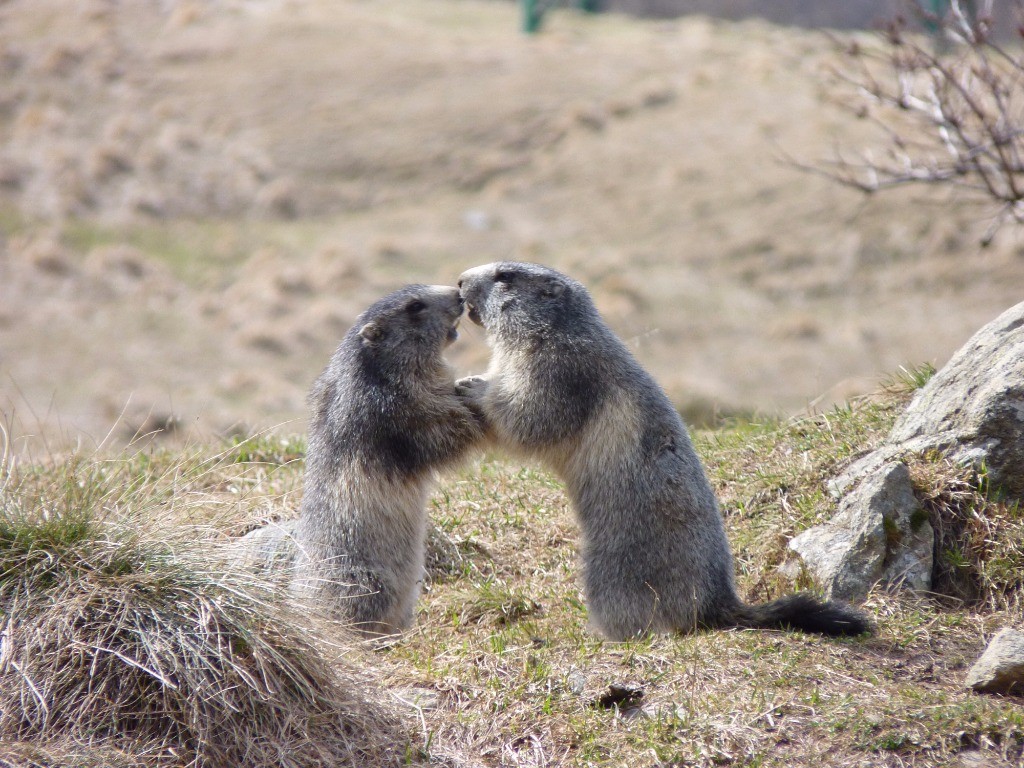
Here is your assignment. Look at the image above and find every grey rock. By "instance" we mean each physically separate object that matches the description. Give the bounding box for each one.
[827,434,934,500]
[808,302,1024,602]
[966,627,1024,695]
[831,302,1024,502]
[786,462,932,601]
[565,670,587,696]
[228,519,300,586]
[890,301,1024,499]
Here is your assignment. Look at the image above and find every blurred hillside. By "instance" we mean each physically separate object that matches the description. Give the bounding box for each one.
[0,0,1021,450]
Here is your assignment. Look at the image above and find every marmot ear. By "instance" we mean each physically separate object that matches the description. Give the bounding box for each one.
[541,277,565,298]
[359,322,385,343]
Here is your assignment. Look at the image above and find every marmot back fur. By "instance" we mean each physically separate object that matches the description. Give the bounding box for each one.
[457,262,869,640]
[292,284,484,636]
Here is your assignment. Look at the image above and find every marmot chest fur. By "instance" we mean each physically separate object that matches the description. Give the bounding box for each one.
[292,284,484,636]
[458,262,868,641]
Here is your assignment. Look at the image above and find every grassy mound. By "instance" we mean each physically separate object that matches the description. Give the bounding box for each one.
[0,452,415,768]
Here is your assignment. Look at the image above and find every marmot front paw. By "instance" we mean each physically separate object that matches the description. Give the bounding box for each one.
[455,375,489,398]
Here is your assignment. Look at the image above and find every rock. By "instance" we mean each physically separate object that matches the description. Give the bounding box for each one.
[565,670,587,696]
[833,302,1024,501]
[230,518,299,584]
[892,302,1023,499]
[805,302,1024,600]
[891,302,1024,499]
[966,628,1024,695]
[786,462,932,601]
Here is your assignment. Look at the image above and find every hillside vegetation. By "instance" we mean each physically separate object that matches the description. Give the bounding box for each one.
[2,378,1022,767]
[1,0,1023,451]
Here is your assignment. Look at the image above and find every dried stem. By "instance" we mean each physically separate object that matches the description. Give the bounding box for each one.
[814,0,1024,241]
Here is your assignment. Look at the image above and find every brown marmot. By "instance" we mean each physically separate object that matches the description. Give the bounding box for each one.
[456,262,869,640]
[290,284,485,636]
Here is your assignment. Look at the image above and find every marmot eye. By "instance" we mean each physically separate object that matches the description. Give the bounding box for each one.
[406,300,427,314]
[494,270,515,284]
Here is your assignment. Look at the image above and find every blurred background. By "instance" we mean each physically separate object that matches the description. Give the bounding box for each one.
[1,0,1021,452]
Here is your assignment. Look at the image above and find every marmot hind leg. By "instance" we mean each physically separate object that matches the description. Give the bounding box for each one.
[582,577,669,641]
[295,562,411,637]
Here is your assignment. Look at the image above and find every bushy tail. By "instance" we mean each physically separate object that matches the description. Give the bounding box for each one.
[731,593,870,636]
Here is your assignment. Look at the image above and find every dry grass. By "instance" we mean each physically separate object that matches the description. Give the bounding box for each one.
[397,389,1024,767]
[2,386,1023,767]
[3,0,1024,453]
[0,445,420,768]
[908,454,1024,615]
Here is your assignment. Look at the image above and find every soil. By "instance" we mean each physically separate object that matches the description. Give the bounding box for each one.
[1,0,1021,452]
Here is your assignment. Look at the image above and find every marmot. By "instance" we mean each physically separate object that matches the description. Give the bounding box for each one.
[291,284,485,636]
[457,262,869,640]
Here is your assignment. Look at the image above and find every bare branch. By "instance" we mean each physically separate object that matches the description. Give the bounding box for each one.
[805,0,1024,241]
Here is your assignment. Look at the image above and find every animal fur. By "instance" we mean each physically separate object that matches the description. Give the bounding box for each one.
[457,262,869,640]
[291,284,484,636]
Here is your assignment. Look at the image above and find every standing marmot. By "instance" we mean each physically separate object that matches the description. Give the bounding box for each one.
[457,262,868,640]
[291,284,485,636]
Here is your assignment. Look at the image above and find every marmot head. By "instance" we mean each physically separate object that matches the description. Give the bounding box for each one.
[458,262,592,344]
[351,284,463,373]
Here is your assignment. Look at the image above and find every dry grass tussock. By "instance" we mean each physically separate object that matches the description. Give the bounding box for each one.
[909,454,1024,615]
[0,441,422,768]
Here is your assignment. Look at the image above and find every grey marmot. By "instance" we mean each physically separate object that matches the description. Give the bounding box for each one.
[456,262,869,641]
[291,284,485,636]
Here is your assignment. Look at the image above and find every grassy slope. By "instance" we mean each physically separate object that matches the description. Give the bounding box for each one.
[3,381,1021,767]
[401,389,1024,767]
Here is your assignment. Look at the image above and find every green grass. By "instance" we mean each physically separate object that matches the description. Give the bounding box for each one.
[881,362,937,394]
[2,392,1022,767]
[57,218,255,287]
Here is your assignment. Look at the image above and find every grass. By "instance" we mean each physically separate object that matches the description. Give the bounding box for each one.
[399,388,1024,767]
[1,384,1022,767]
[57,218,256,288]
[909,453,1024,614]
[0,206,337,290]
[0,446,420,768]
[9,207,471,295]
[881,362,938,394]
